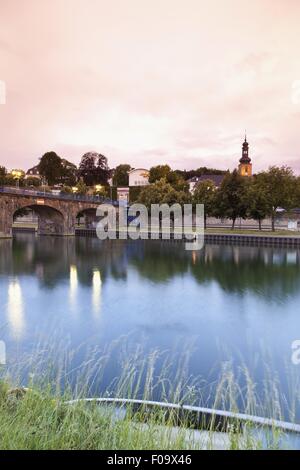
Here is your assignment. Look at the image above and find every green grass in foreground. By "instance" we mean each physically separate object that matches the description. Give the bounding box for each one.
[0,381,289,450]
[0,382,210,450]
[1,343,298,450]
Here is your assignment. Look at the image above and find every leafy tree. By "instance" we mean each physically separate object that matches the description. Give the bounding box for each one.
[61,185,73,194]
[0,166,7,185]
[137,178,189,209]
[256,166,295,231]
[75,180,88,195]
[60,159,77,186]
[112,164,131,186]
[9,169,25,187]
[4,174,15,186]
[149,165,188,192]
[78,152,110,186]
[247,178,272,230]
[193,179,217,228]
[166,171,189,192]
[38,151,63,185]
[295,176,300,207]
[176,167,228,180]
[25,176,41,187]
[215,170,249,229]
[149,165,172,183]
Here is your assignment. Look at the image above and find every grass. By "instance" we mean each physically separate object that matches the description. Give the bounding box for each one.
[1,343,299,450]
[0,383,197,450]
[0,381,282,450]
[205,228,300,236]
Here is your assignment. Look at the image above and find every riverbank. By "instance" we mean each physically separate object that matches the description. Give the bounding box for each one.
[0,381,296,450]
[0,381,230,450]
[205,228,300,236]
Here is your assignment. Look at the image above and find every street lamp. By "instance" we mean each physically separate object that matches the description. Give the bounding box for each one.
[41,177,47,195]
[72,186,79,195]
[11,170,23,189]
[95,184,103,199]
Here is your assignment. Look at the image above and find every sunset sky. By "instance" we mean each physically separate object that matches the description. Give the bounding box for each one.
[0,0,300,173]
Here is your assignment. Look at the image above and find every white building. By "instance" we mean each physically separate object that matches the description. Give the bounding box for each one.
[117,187,129,205]
[128,168,149,187]
[25,165,41,179]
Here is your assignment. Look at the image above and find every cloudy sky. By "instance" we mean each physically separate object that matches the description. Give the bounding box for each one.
[0,0,300,172]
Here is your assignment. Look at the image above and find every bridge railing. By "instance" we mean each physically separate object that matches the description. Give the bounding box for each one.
[0,186,119,206]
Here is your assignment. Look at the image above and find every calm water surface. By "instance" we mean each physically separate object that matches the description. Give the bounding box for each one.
[1,234,300,414]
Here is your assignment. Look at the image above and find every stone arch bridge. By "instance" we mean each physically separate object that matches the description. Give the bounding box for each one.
[0,189,111,238]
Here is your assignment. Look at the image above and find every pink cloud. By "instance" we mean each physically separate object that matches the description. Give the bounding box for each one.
[0,0,300,173]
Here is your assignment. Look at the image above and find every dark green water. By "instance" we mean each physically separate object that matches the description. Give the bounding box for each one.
[1,234,300,415]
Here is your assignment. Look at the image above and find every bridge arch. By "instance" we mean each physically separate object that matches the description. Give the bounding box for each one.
[0,190,102,238]
[76,207,98,228]
[13,203,66,235]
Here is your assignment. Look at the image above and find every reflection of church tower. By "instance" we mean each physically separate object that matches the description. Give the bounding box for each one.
[238,135,252,177]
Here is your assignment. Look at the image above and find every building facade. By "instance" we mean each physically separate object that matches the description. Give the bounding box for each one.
[128,168,149,187]
[25,165,41,179]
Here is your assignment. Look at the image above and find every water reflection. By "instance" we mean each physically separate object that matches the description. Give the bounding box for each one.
[7,278,25,339]
[1,234,300,416]
[92,269,102,317]
[69,265,78,312]
[1,235,300,301]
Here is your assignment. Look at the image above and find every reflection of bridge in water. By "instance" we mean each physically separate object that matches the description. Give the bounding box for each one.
[0,187,117,237]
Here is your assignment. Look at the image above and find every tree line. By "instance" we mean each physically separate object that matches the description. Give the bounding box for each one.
[1,152,299,232]
[137,166,299,232]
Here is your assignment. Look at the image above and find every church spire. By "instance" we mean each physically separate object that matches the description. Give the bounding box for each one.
[238,134,252,176]
[240,134,250,163]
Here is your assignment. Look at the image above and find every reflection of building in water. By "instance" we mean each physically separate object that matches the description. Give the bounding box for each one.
[92,269,102,316]
[69,265,78,311]
[7,278,25,340]
[233,247,240,265]
[286,251,297,264]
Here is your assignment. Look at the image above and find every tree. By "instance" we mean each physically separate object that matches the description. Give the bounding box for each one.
[137,178,189,209]
[75,180,88,195]
[25,176,41,187]
[38,151,63,185]
[149,165,172,183]
[149,165,189,192]
[295,176,300,208]
[193,179,217,228]
[60,159,77,186]
[0,166,7,185]
[112,164,131,186]
[61,185,73,194]
[78,152,110,186]
[256,166,295,231]
[215,170,249,229]
[3,174,15,186]
[166,171,189,192]
[10,169,25,187]
[247,178,272,230]
[176,167,228,180]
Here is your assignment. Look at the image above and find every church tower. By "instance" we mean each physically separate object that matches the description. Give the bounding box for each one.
[238,135,252,177]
